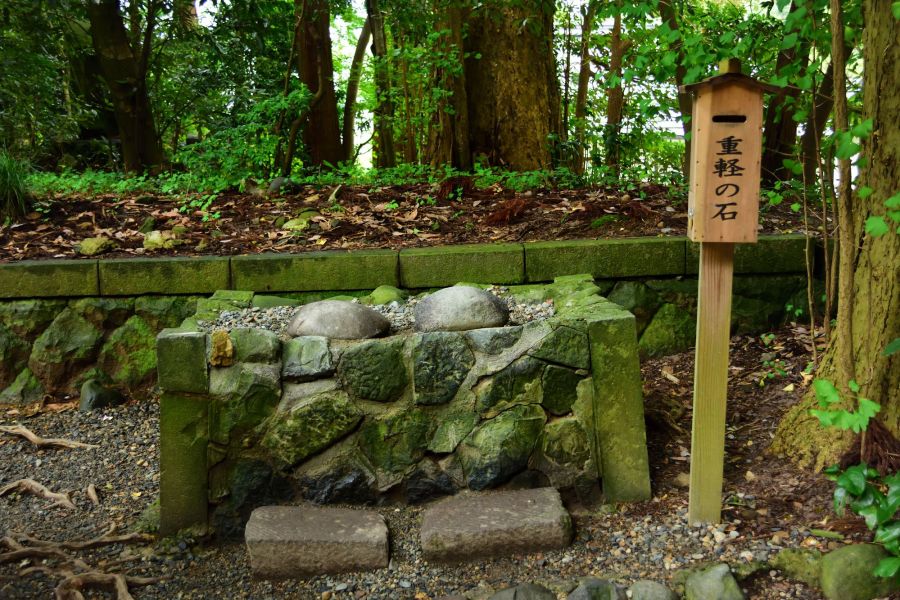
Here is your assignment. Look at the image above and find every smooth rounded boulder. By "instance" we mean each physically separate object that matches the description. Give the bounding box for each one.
[414,287,509,332]
[286,300,389,339]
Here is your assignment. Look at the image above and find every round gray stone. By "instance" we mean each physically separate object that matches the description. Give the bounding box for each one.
[414,287,510,332]
[629,580,677,600]
[286,301,389,339]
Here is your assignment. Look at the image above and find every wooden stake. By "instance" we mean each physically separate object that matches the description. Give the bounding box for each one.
[688,242,735,524]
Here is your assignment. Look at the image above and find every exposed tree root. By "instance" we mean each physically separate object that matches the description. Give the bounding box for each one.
[0,478,75,509]
[0,527,164,600]
[839,419,900,475]
[0,425,97,449]
[85,484,100,506]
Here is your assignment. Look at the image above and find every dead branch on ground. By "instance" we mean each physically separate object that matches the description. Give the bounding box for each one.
[0,478,75,509]
[0,425,97,449]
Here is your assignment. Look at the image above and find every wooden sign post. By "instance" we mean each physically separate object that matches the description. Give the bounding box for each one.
[682,59,777,525]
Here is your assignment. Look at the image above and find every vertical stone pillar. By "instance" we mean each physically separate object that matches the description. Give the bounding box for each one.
[588,313,651,502]
[157,329,210,535]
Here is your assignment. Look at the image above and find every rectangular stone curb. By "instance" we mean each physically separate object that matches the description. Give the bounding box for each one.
[587,313,651,502]
[246,505,389,578]
[0,259,99,298]
[160,393,208,536]
[99,257,230,295]
[420,488,573,563]
[399,243,524,288]
[524,238,686,282]
[687,234,809,275]
[231,250,398,292]
[157,329,210,394]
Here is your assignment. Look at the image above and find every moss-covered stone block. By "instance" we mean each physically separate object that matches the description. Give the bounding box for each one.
[607,281,661,335]
[135,296,199,331]
[540,365,583,415]
[528,324,590,369]
[360,285,407,305]
[588,312,651,501]
[159,393,208,535]
[229,328,280,363]
[0,299,67,340]
[208,363,280,445]
[251,295,300,309]
[525,238,686,282]
[0,368,44,406]
[28,307,104,392]
[99,257,230,296]
[70,297,135,330]
[282,336,333,380]
[529,416,593,488]
[261,390,362,467]
[156,329,209,393]
[0,259,99,298]
[687,234,808,275]
[428,412,480,454]
[338,338,408,403]
[0,323,31,390]
[399,243,524,288]
[475,356,544,416]
[358,408,432,476]
[638,303,696,358]
[458,403,547,490]
[210,290,254,307]
[820,544,899,600]
[412,332,474,405]
[98,315,157,391]
[231,250,398,292]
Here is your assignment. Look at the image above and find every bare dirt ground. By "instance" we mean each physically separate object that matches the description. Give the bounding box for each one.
[0,181,810,261]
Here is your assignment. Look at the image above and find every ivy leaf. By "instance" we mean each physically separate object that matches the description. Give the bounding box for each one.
[838,465,869,496]
[836,135,861,160]
[852,119,874,138]
[790,202,801,213]
[865,216,890,237]
[781,33,798,49]
[858,398,882,420]
[858,186,874,199]
[886,193,900,209]
[876,522,900,544]
[884,338,900,357]
[874,557,900,578]
[814,379,841,406]
[849,380,861,393]
[893,2,900,20]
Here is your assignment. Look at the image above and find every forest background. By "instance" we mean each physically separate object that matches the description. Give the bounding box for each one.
[0,0,897,475]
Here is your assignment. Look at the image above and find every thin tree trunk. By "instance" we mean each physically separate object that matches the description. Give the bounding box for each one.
[295,0,343,167]
[343,21,371,162]
[574,0,599,174]
[604,6,626,177]
[427,1,471,170]
[366,0,397,168]
[801,61,836,187]
[86,0,164,173]
[658,0,692,180]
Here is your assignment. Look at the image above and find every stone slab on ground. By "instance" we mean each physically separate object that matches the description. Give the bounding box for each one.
[420,487,573,563]
[245,505,389,579]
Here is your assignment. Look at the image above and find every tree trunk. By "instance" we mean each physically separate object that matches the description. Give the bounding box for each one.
[366,0,397,168]
[295,0,343,167]
[771,0,900,469]
[427,1,472,170]
[604,6,626,177]
[343,21,371,162]
[86,0,164,173]
[464,0,560,170]
[761,15,806,186]
[574,0,599,174]
[800,60,836,187]
[658,0,692,180]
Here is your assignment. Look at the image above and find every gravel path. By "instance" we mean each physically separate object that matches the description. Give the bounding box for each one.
[0,398,827,600]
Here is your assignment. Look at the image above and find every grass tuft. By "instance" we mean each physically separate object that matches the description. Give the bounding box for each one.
[0,151,31,222]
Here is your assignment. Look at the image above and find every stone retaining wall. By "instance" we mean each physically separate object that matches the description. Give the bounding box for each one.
[157,277,652,535]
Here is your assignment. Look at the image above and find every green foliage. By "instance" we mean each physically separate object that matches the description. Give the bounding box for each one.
[0,151,31,221]
[810,378,880,433]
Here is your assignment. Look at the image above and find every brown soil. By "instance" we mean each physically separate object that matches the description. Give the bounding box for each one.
[0,183,811,261]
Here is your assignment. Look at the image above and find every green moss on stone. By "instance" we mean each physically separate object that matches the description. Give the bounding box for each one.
[70,297,135,330]
[135,296,200,331]
[528,325,590,369]
[0,259,99,298]
[399,243,524,288]
[28,308,103,391]
[159,393,208,535]
[458,403,547,490]
[475,356,544,416]
[530,416,593,487]
[261,390,362,467]
[0,368,44,406]
[358,408,433,475]
[0,323,31,389]
[338,338,409,403]
[156,329,209,393]
[229,328,281,363]
[525,238,686,282]
[231,250,398,292]
[0,299,67,340]
[540,365,584,415]
[413,332,474,406]
[428,411,480,453]
[638,303,696,358]
[98,315,157,391]
[208,363,280,445]
[361,285,408,305]
[99,257,229,295]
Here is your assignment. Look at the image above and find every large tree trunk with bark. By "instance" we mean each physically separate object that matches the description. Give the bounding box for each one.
[295,0,343,167]
[427,1,472,170]
[86,0,164,173]
[343,22,371,162]
[464,0,560,170]
[771,0,900,469]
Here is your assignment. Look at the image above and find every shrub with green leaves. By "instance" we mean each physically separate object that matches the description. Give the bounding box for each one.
[0,151,30,222]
